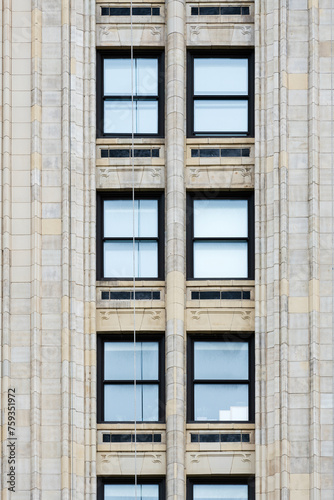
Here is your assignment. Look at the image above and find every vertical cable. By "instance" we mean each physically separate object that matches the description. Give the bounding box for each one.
[130,2,138,499]
[331,1,334,496]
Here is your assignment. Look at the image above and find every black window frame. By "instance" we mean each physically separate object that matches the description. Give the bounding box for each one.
[98,477,165,500]
[97,50,165,138]
[97,333,165,424]
[187,50,254,137]
[97,191,165,281]
[186,191,254,280]
[187,477,255,500]
[187,333,255,423]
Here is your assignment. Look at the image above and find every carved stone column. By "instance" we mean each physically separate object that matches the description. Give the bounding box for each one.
[165,0,186,499]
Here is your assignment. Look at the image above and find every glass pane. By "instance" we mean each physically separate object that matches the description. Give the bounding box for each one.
[137,59,158,95]
[194,100,248,133]
[194,384,248,421]
[104,384,159,421]
[104,101,133,134]
[194,484,248,500]
[194,58,248,95]
[194,199,248,237]
[141,485,159,500]
[104,59,132,95]
[194,342,248,380]
[138,241,158,277]
[136,101,158,134]
[141,342,159,379]
[105,484,159,500]
[104,200,158,238]
[104,342,159,380]
[142,385,159,421]
[104,241,158,278]
[104,58,158,96]
[104,101,158,134]
[193,241,248,278]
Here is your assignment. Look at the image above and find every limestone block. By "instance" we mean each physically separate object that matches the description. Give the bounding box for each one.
[97,308,165,332]
[185,165,253,189]
[97,24,165,46]
[97,451,166,475]
[185,451,255,475]
[187,24,254,46]
[186,308,255,332]
[96,166,165,189]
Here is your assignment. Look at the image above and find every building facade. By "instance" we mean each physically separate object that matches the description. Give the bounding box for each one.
[1,0,334,499]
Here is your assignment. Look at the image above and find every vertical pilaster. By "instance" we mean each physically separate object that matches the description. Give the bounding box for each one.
[1,1,12,497]
[165,0,186,498]
[308,3,321,499]
[83,0,97,495]
[256,0,290,498]
[254,2,268,498]
[31,1,42,498]
[278,1,289,498]
[256,0,334,498]
[61,0,72,497]
[60,0,97,497]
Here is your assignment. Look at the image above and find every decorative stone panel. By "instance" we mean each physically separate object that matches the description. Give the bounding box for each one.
[97,24,165,46]
[97,166,165,189]
[185,451,255,475]
[187,23,254,45]
[97,451,166,475]
[97,309,165,332]
[186,307,254,332]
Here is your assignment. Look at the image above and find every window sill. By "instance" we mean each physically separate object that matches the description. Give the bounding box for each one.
[187,280,254,287]
[97,280,165,288]
[186,137,255,145]
[186,422,255,431]
[97,423,166,431]
[96,137,165,146]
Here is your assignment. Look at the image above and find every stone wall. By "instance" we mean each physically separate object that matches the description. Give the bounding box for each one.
[0,0,333,499]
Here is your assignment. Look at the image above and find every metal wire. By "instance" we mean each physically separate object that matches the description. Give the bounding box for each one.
[331,0,334,496]
[130,1,138,498]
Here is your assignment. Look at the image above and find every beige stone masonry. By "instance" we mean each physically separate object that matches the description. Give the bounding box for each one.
[186,281,254,331]
[97,24,165,46]
[185,164,253,190]
[187,23,254,45]
[96,165,165,189]
[186,308,254,332]
[1,0,333,497]
[97,308,166,331]
[255,0,334,498]
[185,450,255,475]
[97,451,166,475]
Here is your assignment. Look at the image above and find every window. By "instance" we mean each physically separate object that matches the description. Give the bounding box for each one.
[186,192,254,279]
[97,193,164,280]
[187,479,255,500]
[97,335,165,423]
[187,51,254,136]
[97,51,164,137]
[187,335,254,422]
[98,479,165,500]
